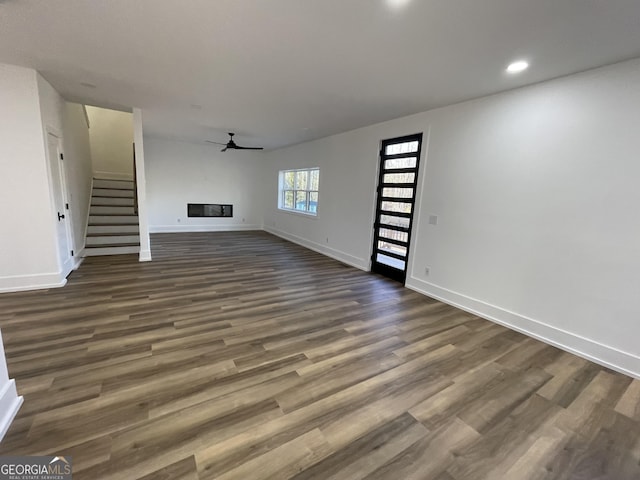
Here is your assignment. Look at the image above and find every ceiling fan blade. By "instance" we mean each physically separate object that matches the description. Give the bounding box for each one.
[235,146,264,150]
[206,140,227,146]
[221,147,228,152]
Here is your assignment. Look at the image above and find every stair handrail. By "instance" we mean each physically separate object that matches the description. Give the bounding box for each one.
[133,143,138,215]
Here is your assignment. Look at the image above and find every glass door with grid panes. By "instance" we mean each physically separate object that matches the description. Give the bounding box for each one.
[371,133,423,283]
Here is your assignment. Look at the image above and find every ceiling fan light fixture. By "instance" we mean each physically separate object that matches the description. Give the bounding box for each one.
[205,132,264,152]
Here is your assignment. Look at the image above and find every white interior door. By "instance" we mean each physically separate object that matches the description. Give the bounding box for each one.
[47,132,74,278]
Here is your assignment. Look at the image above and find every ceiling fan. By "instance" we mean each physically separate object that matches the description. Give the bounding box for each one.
[206,133,264,152]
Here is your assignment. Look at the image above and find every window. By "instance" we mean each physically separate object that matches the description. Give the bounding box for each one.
[278,167,319,215]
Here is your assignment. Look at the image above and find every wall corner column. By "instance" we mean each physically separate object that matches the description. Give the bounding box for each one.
[0,329,23,441]
[133,108,151,262]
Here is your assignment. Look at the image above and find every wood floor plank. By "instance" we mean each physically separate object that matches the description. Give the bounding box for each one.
[0,231,637,480]
[446,394,565,480]
[409,363,509,429]
[137,456,199,480]
[456,367,552,434]
[368,418,480,480]
[82,400,283,480]
[289,413,430,480]
[615,379,640,421]
[208,428,331,480]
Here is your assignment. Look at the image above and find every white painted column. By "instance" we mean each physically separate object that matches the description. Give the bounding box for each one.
[0,329,23,441]
[133,108,152,262]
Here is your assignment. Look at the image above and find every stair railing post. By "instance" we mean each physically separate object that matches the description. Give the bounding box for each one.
[133,143,138,216]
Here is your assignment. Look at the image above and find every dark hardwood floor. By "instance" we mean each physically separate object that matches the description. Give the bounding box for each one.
[0,231,639,479]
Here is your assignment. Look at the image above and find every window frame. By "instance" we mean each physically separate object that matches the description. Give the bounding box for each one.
[278,167,320,216]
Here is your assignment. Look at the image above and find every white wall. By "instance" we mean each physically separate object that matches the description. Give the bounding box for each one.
[0,65,92,291]
[62,103,93,258]
[0,64,61,292]
[145,137,265,233]
[263,58,640,378]
[263,129,380,269]
[37,72,74,277]
[86,106,134,180]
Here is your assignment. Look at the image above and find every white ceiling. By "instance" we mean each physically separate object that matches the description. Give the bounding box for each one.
[1,0,639,149]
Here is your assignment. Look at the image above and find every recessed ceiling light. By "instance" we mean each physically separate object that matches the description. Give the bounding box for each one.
[80,82,97,88]
[506,61,529,74]
[386,0,411,9]
[190,104,203,110]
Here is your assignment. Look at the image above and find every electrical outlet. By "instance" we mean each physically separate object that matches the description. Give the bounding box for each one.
[326,237,329,243]
[177,218,181,223]
[425,266,430,276]
[428,215,438,225]
[242,217,245,222]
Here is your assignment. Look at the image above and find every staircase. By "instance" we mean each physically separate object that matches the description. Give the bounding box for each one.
[85,178,140,256]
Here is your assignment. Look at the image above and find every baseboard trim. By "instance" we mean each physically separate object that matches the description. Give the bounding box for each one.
[61,256,74,279]
[0,379,23,442]
[0,272,67,294]
[264,226,368,271]
[406,276,640,380]
[139,249,152,262]
[74,246,86,268]
[93,171,134,181]
[149,224,262,234]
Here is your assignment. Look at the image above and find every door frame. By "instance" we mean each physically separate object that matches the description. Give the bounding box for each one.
[45,127,75,278]
[370,132,424,284]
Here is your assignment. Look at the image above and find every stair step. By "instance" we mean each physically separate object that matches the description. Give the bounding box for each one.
[86,235,140,246]
[93,179,134,190]
[87,225,139,234]
[93,188,134,198]
[90,206,136,215]
[91,197,134,206]
[89,215,139,225]
[84,245,140,256]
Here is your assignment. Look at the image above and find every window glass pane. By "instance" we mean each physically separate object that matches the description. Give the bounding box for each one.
[309,192,318,213]
[284,171,295,189]
[379,214,410,228]
[279,168,319,215]
[383,172,415,184]
[385,157,417,169]
[284,191,294,209]
[385,141,418,155]
[379,229,408,243]
[382,187,414,199]
[296,171,308,190]
[378,241,407,258]
[381,201,412,214]
[310,169,319,190]
[295,191,307,211]
[376,253,405,270]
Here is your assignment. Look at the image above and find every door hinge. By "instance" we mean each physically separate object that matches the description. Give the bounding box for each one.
[65,203,69,210]
[71,250,74,257]
[59,153,64,160]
